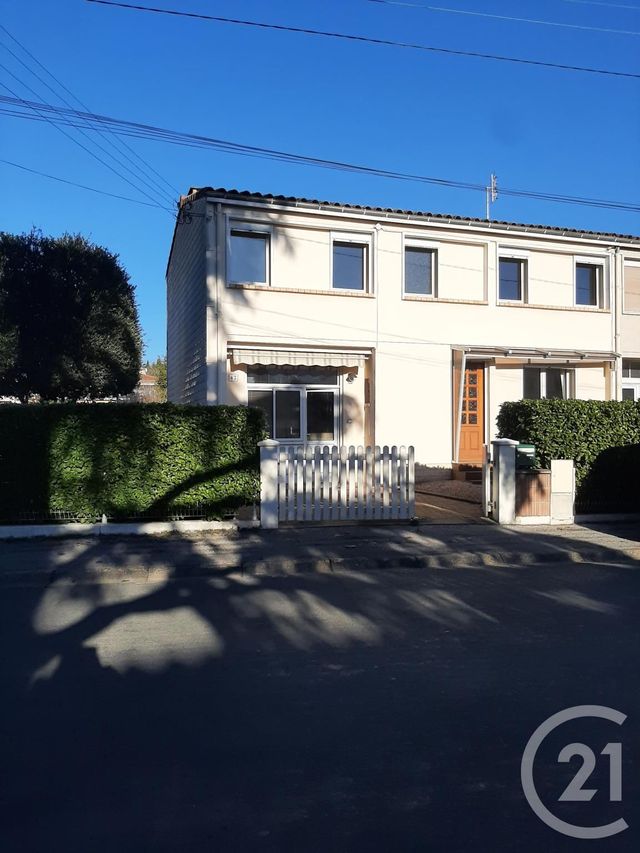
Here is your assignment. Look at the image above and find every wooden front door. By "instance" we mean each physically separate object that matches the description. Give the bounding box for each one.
[459,363,484,464]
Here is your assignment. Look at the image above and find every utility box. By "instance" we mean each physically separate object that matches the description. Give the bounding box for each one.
[516,443,537,470]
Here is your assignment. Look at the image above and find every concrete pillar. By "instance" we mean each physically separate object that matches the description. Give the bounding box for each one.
[492,438,518,525]
[258,440,280,529]
[551,459,575,523]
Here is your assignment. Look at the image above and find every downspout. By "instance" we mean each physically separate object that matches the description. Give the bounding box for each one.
[373,223,381,446]
[613,247,622,400]
[215,202,226,405]
[204,202,219,404]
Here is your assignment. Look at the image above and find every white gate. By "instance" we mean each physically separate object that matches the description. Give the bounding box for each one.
[258,442,415,526]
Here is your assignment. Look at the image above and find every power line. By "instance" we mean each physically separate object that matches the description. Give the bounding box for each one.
[0,158,169,209]
[0,23,179,201]
[365,0,640,36]
[0,67,173,213]
[84,0,640,80]
[2,95,639,214]
[560,0,640,10]
[0,95,485,192]
[0,36,176,207]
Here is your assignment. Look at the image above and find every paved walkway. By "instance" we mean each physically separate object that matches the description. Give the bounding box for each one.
[415,481,482,523]
[1,520,638,586]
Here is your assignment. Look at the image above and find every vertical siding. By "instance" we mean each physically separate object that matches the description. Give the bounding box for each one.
[166,198,207,404]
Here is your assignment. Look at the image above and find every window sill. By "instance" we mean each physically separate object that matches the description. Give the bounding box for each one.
[227,283,375,298]
[402,295,487,305]
[497,301,609,314]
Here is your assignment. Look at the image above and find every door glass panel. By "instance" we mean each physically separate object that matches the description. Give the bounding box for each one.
[546,369,566,399]
[523,367,541,399]
[468,373,477,385]
[307,391,335,441]
[275,390,301,439]
[468,414,478,424]
[248,390,273,437]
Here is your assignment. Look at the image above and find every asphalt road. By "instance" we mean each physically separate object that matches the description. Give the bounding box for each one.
[1,556,638,852]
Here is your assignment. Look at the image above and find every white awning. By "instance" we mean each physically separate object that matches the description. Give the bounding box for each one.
[230,347,369,368]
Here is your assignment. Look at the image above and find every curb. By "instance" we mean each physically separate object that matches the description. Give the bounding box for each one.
[3,546,638,587]
[0,519,259,541]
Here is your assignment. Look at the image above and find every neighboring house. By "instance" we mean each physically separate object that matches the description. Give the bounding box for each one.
[621,261,640,401]
[166,187,640,473]
[132,370,161,403]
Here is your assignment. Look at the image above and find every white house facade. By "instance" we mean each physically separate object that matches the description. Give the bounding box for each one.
[166,187,640,473]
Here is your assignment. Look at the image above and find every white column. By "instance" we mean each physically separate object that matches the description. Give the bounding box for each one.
[551,459,575,523]
[492,438,518,525]
[258,440,280,529]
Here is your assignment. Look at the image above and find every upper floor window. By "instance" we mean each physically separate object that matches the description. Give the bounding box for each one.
[623,262,640,313]
[499,257,527,302]
[575,262,603,308]
[332,239,368,291]
[404,246,436,296]
[228,228,269,285]
[524,367,573,400]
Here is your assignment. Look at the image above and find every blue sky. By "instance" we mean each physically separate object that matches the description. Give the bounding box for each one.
[1,0,639,360]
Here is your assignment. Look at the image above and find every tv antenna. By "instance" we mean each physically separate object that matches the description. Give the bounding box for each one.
[485,173,498,220]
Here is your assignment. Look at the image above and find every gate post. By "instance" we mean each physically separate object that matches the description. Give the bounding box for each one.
[481,444,492,518]
[491,438,518,525]
[551,459,575,523]
[258,439,280,529]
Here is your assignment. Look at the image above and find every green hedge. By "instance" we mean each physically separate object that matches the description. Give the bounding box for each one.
[497,400,640,512]
[0,403,266,522]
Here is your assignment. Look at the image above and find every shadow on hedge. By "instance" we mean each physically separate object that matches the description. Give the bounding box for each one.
[576,443,640,515]
[0,403,264,523]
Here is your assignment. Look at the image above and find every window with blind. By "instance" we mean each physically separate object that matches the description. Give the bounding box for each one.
[624,263,640,313]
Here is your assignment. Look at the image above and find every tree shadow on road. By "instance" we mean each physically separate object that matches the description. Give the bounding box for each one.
[1,524,639,853]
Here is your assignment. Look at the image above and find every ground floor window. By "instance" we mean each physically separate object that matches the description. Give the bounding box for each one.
[247,366,339,442]
[523,367,573,400]
[621,360,640,402]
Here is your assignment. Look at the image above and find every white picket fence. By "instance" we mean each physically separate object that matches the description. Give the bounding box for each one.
[258,441,415,527]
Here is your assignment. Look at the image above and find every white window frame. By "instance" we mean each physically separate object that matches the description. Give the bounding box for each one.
[226,219,272,286]
[402,236,438,298]
[497,250,529,304]
[574,256,606,309]
[622,260,640,315]
[621,360,640,402]
[247,378,341,444]
[524,366,575,400]
[330,232,373,293]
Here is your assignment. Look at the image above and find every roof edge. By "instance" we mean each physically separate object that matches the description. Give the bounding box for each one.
[183,186,640,245]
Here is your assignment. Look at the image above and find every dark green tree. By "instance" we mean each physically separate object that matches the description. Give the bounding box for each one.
[0,230,142,401]
[146,355,167,391]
